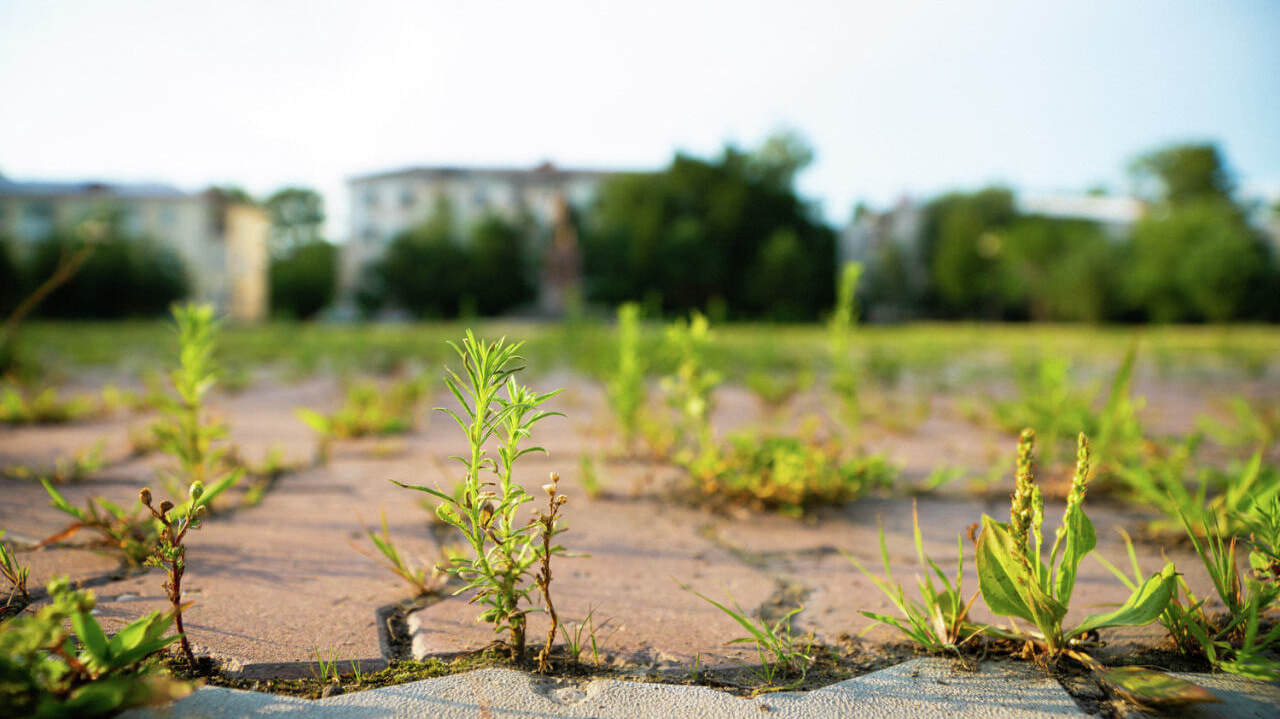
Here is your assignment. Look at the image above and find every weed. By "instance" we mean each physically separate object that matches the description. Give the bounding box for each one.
[974,430,1217,708]
[393,331,565,661]
[578,454,603,500]
[660,311,720,459]
[0,577,194,718]
[680,581,812,692]
[1198,396,1278,449]
[150,303,243,497]
[846,502,982,654]
[355,511,440,596]
[685,434,895,516]
[0,383,100,425]
[533,473,569,674]
[606,302,647,451]
[311,645,340,683]
[744,370,811,416]
[40,472,238,566]
[828,262,862,433]
[141,482,213,665]
[683,652,703,682]
[349,659,365,684]
[297,373,430,452]
[2,440,105,484]
[1,529,31,608]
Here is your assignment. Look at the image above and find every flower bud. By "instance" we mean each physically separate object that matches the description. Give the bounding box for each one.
[189,481,205,502]
[160,500,174,514]
[139,488,153,506]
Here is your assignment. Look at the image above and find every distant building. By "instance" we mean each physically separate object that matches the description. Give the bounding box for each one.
[1016,193,1145,238]
[0,174,269,321]
[342,162,617,315]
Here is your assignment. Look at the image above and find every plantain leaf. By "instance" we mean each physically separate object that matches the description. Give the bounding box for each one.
[1068,562,1176,639]
[976,515,1065,631]
[1096,666,1219,708]
[1054,503,1096,607]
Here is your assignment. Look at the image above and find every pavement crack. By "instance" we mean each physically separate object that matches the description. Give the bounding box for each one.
[696,522,814,630]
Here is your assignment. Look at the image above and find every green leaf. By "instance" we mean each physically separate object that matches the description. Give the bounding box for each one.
[295,408,332,435]
[975,515,1065,630]
[1069,563,1176,639]
[71,609,112,666]
[1095,666,1219,708]
[1054,504,1096,607]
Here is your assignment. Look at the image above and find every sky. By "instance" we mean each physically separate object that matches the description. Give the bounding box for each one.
[1,0,1277,237]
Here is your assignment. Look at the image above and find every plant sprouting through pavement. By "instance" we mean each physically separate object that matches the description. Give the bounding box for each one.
[394,331,566,661]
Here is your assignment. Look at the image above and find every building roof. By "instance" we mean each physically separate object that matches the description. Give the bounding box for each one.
[347,162,622,185]
[0,174,190,200]
[1017,194,1146,225]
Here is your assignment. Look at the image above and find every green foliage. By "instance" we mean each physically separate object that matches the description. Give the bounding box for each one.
[25,233,187,319]
[1131,143,1235,205]
[558,606,612,666]
[467,214,537,316]
[660,311,721,458]
[264,186,325,254]
[687,434,894,516]
[1,529,31,608]
[0,383,100,425]
[270,240,336,320]
[2,440,105,484]
[150,303,244,496]
[582,133,836,319]
[975,431,1176,656]
[828,262,861,430]
[0,578,194,718]
[921,187,1018,318]
[1126,199,1273,322]
[679,582,812,692]
[1000,216,1118,322]
[605,302,647,449]
[393,332,565,660]
[846,503,982,653]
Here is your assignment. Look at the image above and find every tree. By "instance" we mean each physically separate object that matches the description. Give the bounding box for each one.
[1130,143,1234,205]
[270,240,336,320]
[920,187,1018,318]
[582,132,836,319]
[1002,217,1119,322]
[467,214,535,315]
[265,187,325,255]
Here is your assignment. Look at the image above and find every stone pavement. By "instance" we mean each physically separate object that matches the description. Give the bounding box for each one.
[118,659,1280,719]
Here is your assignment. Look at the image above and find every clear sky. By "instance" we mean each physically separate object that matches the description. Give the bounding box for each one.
[1,0,1277,236]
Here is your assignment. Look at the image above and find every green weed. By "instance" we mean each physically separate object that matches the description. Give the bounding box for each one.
[660,311,720,460]
[1,529,31,608]
[311,645,340,683]
[578,454,603,500]
[680,582,812,693]
[0,383,100,425]
[297,373,430,461]
[149,303,244,497]
[974,430,1218,708]
[141,482,214,665]
[606,302,647,452]
[0,577,194,718]
[1198,396,1278,449]
[828,262,862,433]
[685,434,895,516]
[393,332,565,661]
[2,440,105,484]
[355,511,440,597]
[847,502,982,654]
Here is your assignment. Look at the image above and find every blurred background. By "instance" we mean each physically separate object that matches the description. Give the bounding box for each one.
[1,0,1277,325]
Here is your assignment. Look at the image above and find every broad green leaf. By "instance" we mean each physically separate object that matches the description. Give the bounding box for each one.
[1096,666,1219,708]
[1069,563,1176,639]
[1054,504,1096,607]
[975,516,1065,630]
[295,408,331,434]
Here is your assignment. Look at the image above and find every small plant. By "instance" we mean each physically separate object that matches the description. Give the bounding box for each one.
[660,311,720,459]
[0,577,194,718]
[578,454,603,500]
[828,261,862,433]
[533,473,569,673]
[680,582,812,693]
[2,440,106,484]
[150,303,243,497]
[140,483,212,665]
[393,332,565,661]
[0,383,100,425]
[311,645,340,683]
[297,373,430,449]
[40,472,238,566]
[846,502,982,654]
[1,529,32,609]
[975,430,1216,708]
[1198,395,1278,449]
[685,434,895,516]
[559,606,612,666]
[354,511,440,596]
[744,370,810,416]
[606,302,647,452]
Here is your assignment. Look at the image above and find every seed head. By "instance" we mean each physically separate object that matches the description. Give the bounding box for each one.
[479,500,496,528]
[160,500,174,514]
[139,488,153,506]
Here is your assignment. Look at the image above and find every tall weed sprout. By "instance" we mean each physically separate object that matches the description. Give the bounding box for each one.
[829,262,862,433]
[661,311,720,460]
[607,302,646,452]
[151,303,242,496]
[395,332,565,661]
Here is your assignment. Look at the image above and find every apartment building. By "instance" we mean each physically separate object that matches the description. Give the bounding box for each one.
[0,174,268,321]
[342,162,615,313]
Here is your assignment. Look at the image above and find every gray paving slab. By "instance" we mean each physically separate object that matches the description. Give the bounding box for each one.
[121,658,1090,719]
[1166,672,1280,719]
